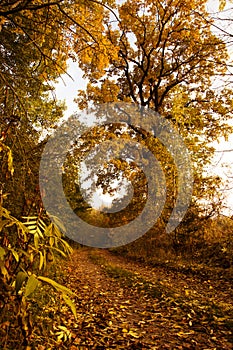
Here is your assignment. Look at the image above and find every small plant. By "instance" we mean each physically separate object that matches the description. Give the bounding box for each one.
[0,201,76,348]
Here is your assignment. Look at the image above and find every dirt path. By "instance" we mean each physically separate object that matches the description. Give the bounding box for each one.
[59,248,232,349]
[97,249,233,309]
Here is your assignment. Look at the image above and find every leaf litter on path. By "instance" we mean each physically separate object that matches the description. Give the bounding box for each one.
[57,248,232,349]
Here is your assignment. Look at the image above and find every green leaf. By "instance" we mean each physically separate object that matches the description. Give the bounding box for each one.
[25,274,38,297]
[38,218,47,230]
[62,293,77,318]
[15,271,27,293]
[51,223,62,238]
[0,220,10,232]
[22,216,38,220]
[51,215,66,233]
[43,249,47,270]
[60,239,73,254]
[29,229,37,234]
[27,225,37,231]
[39,251,44,270]
[34,233,39,249]
[10,248,19,262]
[0,246,5,260]
[37,226,44,238]
[49,236,54,247]
[0,264,8,277]
[0,142,14,175]
[38,276,75,296]
[45,245,67,257]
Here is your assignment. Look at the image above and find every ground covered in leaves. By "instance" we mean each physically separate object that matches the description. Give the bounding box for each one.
[35,247,233,350]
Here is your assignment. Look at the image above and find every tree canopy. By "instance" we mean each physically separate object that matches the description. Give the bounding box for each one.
[0,0,117,216]
[74,0,233,220]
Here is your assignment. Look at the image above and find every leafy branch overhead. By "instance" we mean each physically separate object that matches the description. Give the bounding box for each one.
[73,0,233,221]
[0,0,117,127]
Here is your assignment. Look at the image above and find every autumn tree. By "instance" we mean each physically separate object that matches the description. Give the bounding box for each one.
[74,0,233,231]
[0,0,117,217]
[0,0,117,123]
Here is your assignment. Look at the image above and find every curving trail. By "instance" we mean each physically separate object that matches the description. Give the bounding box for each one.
[60,248,233,349]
